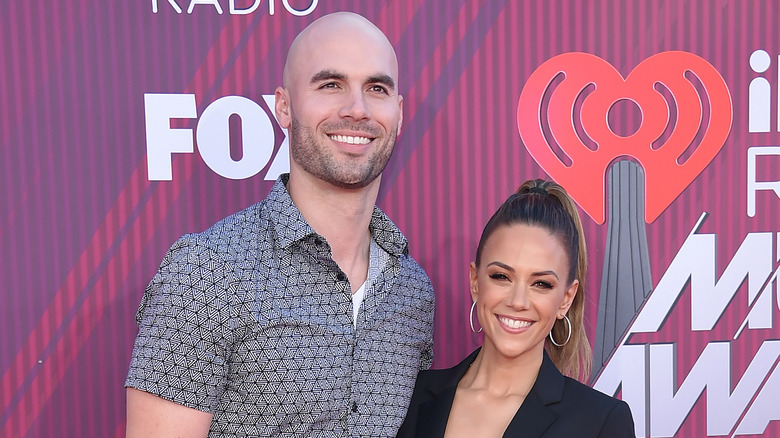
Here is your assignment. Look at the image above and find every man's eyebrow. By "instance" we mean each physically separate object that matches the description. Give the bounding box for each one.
[309,70,396,90]
[310,70,346,84]
[367,74,395,90]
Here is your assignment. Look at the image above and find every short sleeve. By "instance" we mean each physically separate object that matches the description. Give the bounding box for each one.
[125,235,239,413]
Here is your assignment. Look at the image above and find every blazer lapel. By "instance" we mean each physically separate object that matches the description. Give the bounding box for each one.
[503,391,557,437]
[503,352,565,438]
[416,385,457,437]
[409,350,566,438]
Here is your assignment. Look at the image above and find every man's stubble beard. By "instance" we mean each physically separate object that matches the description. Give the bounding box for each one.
[288,118,397,190]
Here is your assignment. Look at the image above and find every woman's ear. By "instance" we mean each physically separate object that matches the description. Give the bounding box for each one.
[469,262,479,302]
[559,279,578,315]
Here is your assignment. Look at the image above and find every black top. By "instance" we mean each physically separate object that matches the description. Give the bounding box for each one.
[397,348,635,437]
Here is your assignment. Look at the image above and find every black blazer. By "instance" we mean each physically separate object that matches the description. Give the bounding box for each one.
[397,348,635,437]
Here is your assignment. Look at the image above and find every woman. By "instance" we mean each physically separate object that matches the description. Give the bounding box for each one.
[397,179,634,437]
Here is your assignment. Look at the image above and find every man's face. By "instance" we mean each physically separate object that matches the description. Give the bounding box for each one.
[276,18,403,190]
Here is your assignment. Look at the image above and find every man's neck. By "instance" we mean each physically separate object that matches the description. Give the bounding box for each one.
[287,171,380,291]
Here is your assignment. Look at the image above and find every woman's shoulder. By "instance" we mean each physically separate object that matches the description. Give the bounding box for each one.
[556,375,635,434]
[531,354,635,435]
[534,352,625,410]
[560,375,623,406]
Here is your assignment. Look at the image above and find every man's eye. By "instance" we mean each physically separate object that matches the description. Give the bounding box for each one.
[320,82,339,89]
[369,85,388,94]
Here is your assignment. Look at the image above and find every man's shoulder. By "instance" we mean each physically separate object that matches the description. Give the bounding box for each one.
[369,206,408,256]
[395,253,433,291]
[200,201,265,238]
[191,175,291,244]
[166,201,270,267]
[202,201,266,237]
[369,207,434,299]
[369,207,426,275]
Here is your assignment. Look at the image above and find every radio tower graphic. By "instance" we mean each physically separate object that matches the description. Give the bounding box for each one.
[594,160,652,381]
[517,51,732,381]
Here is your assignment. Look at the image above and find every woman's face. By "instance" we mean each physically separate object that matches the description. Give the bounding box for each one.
[470,223,578,362]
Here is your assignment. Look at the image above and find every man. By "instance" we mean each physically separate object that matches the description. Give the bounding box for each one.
[125,12,435,438]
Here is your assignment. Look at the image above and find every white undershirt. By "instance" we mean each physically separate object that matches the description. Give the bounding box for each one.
[351,238,389,327]
[352,281,367,327]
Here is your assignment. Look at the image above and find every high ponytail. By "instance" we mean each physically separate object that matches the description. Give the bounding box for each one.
[474,179,592,381]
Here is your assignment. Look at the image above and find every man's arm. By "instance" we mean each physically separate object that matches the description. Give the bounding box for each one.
[126,388,213,438]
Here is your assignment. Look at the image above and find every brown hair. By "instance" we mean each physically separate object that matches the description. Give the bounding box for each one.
[474,178,592,381]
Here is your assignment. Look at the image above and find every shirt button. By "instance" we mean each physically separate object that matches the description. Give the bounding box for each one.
[352,401,358,413]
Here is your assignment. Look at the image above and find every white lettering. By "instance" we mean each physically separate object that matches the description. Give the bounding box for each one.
[597,341,780,437]
[748,50,771,133]
[145,94,287,181]
[281,0,317,16]
[196,96,274,180]
[145,93,196,181]
[649,341,780,437]
[187,0,223,14]
[735,356,780,434]
[747,146,780,217]
[710,341,780,435]
[691,233,773,331]
[650,342,720,437]
[229,0,261,14]
[152,0,316,15]
[631,215,773,333]
[735,261,779,337]
[151,0,183,13]
[593,344,647,437]
[595,222,780,436]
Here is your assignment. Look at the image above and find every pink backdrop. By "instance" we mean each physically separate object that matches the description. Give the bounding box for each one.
[2,1,779,437]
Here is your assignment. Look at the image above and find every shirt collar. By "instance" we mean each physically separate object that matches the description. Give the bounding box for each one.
[264,174,409,257]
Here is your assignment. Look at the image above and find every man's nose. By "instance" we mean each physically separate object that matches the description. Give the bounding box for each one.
[339,88,370,120]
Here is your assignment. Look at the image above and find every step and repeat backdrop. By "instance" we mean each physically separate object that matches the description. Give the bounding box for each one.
[2,1,779,437]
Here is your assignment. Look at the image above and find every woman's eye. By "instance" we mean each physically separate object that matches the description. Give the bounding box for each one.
[489,273,509,281]
[534,280,553,289]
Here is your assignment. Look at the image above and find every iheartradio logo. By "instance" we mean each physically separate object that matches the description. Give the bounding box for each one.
[518,52,735,387]
[517,51,733,224]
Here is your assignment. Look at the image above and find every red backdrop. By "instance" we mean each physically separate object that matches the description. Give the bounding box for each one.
[2,1,779,436]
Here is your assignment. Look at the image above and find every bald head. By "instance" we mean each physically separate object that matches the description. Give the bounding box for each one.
[282,12,399,90]
[273,11,404,191]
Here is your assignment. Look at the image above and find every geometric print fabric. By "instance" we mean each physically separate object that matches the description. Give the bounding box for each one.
[126,175,435,437]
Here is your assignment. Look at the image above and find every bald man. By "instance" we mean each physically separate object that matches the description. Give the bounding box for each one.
[125,12,434,438]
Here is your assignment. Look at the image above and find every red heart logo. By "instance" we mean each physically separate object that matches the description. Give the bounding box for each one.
[517,52,732,223]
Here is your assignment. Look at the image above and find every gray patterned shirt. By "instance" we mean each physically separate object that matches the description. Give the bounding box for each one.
[126,174,435,437]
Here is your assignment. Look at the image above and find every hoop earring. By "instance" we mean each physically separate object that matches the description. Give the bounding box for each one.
[548,314,571,347]
[469,301,482,333]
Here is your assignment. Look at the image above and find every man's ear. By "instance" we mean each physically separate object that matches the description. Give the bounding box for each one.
[274,87,291,129]
[396,95,403,136]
